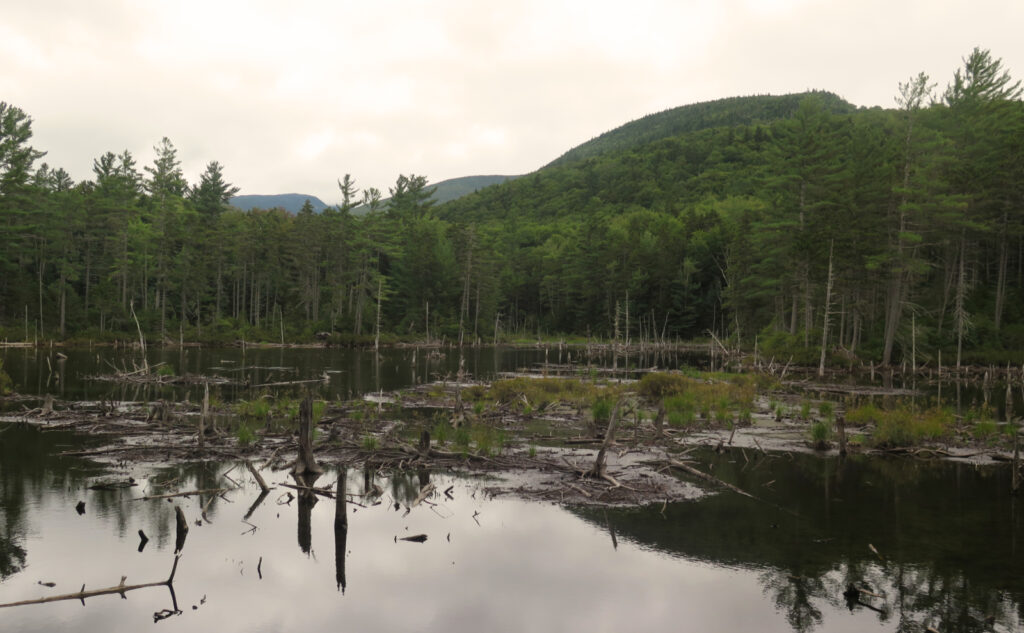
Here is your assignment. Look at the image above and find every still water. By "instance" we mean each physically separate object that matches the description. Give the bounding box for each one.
[1,424,1021,632]
[1,346,1022,631]
[1,344,704,406]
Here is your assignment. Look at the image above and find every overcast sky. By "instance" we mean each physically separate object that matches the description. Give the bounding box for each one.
[3,0,1022,205]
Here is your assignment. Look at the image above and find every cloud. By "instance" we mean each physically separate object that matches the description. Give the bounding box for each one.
[4,0,1023,203]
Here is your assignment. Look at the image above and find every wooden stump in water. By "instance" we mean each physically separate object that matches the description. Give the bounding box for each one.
[292,396,323,486]
[837,413,848,457]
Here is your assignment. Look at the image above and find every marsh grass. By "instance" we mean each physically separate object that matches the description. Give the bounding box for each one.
[808,420,832,447]
[489,377,620,412]
[638,372,756,429]
[236,422,256,447]
[361,434,379,451]
[847,403,955,447]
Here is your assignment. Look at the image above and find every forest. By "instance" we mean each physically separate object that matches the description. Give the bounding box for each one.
[0,48,1022,367]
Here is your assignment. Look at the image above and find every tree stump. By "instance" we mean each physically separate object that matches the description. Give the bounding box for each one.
[292,396,323,486]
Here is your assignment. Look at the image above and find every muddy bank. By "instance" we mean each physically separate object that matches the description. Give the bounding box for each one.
[2,369,1019,506]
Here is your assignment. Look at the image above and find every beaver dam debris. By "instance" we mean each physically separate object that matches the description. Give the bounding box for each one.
[7,365,1023,506]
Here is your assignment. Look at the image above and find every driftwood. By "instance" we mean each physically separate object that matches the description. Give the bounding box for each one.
[279,481,335,499]
[136,488,229,501]
[666,460,756,500]
[245,460,271,493]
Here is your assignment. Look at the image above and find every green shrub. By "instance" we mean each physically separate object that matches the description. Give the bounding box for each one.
[592,397,614,424]
[799,400,812,420]
[236,422,256,447]
[972,420,1000,443]
[809,420,832,446]
[819,401,834,420]
[454,425,471,448]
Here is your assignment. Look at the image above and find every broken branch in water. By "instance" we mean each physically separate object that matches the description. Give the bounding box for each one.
[135,488,230,501]
[0,504,189,611]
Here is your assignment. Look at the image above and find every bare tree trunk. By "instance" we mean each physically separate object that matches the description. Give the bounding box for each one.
[374,278,382,352]
[818,241,835,377]
[955,237,968,369]
[995,225,1008,331]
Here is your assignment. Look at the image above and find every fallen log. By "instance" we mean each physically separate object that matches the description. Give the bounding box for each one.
[245,460,271,493]
[135,488,229,501]
[666,459,756,500]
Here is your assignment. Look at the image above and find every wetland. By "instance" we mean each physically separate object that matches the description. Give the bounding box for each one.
[1,344,1023,632]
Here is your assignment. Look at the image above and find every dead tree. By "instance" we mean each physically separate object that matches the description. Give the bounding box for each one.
[292,396,323,487]
[590,398,634,486]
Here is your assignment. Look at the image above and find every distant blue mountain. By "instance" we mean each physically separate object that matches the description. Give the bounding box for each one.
[230,194,329,214]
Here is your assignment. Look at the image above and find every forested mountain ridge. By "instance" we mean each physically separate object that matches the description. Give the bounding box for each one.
[545,91,857,168]
[230,193,328,213]
[350,174,518,214]
[0,48,1022,368]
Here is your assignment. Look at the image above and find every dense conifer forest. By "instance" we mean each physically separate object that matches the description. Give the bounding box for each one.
[1,48,1022,366]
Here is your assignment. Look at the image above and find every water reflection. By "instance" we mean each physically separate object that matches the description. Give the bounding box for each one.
[1,345,704,407]
[1,423,1022,632]
[574,451,1024,632]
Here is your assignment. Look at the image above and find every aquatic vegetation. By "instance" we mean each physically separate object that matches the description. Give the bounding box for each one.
[808,420,832,447]
[489,377,617,411]
[818,401,834,420]
[432,420,450,445]
[971,420,1000,444]
[236,422,256,447]
[592,397,613,424]
[799,400,812,420]
[361,434,379,451]
[847,404,955,447]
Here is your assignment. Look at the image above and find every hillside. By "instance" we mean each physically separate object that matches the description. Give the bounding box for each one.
[230,193,328,214]
[352,174,517,214]
[546,91,856,168]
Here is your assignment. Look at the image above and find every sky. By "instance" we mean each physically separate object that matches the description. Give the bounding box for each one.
[2,0,1023,205]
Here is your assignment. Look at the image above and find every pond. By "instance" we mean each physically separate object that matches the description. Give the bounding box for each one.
[1,423,1022,632]
[1,345,1022,632]
[0,345,702,406]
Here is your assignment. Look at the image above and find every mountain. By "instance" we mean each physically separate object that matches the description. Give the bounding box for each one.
[230,193,329,214]
[352,174,517,214]
[546,91,857,168]
[428,174,519,204]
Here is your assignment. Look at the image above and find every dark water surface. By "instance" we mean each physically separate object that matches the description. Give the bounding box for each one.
[1,345,703,406]
[1,423,1021,632]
